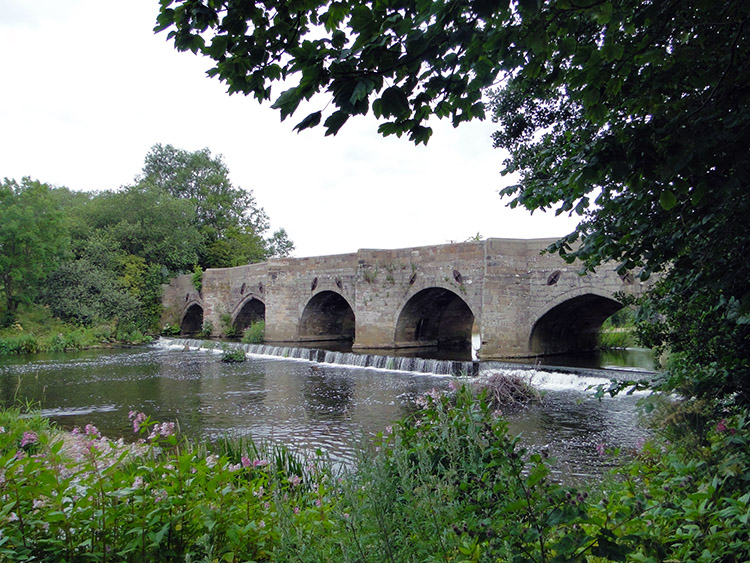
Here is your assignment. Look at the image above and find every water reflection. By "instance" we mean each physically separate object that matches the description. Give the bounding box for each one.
[0,345,648,477]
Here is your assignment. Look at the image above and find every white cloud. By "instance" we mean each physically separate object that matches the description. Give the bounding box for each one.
[0,0,580,257]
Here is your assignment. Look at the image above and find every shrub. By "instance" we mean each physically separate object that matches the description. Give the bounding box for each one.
[221,346,246,363]
[242,321,265,344]
[161,323,180,336]
[201,320,213,338]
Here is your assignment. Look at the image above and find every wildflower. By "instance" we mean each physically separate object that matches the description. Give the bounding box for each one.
[254,486,265,498]
[149,421,176,440]
[448,380,458,391]
[635,437,646,452]
[0,426,5,433]
[206,454,219,468]
[33,499,46,510]
[264,501,271,510]
[133,476,144,488]
[289,475,302,487]
[258,520,266,528]
[84,424,100,438]
[293,506,301,514]
[241,456,251,468]
[384,425,393,435]
[595,443,606,456]
[20,431,38,447]
[227,463,242,472]
[252,459,269,468]
[130,412,147,433]
[14,450,26,460]
[8,513,19,522]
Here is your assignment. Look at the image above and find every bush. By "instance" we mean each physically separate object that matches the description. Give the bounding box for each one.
[242,321,265,344]
[221,347,246,363]
[221,313,239,338]
[0,391,747,562]
[201,320,213,338]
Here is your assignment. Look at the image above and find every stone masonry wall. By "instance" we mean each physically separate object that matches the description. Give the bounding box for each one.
[162,238,647,357]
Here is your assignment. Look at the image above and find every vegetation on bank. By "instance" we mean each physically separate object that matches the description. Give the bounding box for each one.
[1,383,747,562]
[0,305,152,356]
[0,146,294,348]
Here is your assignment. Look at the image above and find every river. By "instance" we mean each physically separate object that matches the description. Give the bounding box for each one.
[0,338,653,480]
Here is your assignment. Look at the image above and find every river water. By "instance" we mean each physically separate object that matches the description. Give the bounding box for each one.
[0,339,653,480]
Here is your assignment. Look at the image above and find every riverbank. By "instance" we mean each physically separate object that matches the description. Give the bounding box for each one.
[1,383,747,562]
[0,305,153,355]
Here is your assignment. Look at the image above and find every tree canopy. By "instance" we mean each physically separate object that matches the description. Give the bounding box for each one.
[138,144,294,268]
[0,178,69,324]
[157,0,750,402]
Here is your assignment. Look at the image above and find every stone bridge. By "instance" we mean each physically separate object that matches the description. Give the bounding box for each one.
[161,238,647,360]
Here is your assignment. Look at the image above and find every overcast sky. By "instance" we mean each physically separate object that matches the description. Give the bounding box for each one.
[1,0,580,258]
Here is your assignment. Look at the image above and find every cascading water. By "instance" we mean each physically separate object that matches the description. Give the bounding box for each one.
[159,337,479,377]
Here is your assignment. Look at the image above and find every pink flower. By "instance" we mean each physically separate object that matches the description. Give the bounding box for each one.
[131,412,147,433]
[258,520,265,528]
[84,424,100,438]
[595,443,606,456]
[241,456,251,467]
[716,419,728,432]
[289,475,302,487]
[252,459,269,468]
[20,431,38,447]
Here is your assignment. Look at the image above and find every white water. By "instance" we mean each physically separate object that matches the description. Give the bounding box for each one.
[158,338,650,395]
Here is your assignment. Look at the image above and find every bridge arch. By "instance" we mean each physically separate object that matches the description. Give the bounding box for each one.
[395,287,475,350]
[529,290,623,355]
[180,302,204,335]
[299,291,355,343]
[232,294,266,334]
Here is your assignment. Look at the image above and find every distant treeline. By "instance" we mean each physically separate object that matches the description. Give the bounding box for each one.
[0,144,293,336]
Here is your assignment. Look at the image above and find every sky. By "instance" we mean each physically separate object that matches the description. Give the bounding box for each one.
[0,0,580,258]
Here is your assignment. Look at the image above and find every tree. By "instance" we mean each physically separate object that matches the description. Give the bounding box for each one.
[138,144,294,267]
[154,0,506,143]
[0,178,69,325]
[486,0,750,404]
[40,259,141,327]
[84,183,204,273]
[157,0,750,403]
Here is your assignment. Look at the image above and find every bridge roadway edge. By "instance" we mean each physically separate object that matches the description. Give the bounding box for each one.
[161,238,647,359]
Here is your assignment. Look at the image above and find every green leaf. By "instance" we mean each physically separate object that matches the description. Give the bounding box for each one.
[271,88,302,121]
[659,190,677,210]
[324,111,350,136]
[379,86,411,118]
[293,111,322,133]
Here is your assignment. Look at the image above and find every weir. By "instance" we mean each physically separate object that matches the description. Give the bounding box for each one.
[160,338,479,377]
